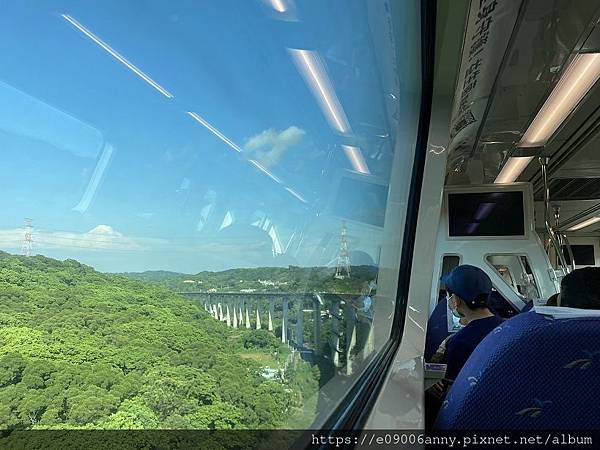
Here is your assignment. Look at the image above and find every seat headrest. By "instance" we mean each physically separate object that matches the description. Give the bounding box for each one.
[534,305,600,319]
[434,312,600,430]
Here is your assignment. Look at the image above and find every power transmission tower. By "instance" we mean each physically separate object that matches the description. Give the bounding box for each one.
[21,218,33,256]
[334,221,351,279]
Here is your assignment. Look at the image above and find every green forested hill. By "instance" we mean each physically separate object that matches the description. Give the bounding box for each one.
[121,265,378,294]
[0,252,317,430]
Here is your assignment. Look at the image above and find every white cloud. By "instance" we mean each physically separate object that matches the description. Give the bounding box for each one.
[244,126,305,168]
[0,225,165,253]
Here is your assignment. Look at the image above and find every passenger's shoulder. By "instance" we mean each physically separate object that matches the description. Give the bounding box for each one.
[446,327,470,347]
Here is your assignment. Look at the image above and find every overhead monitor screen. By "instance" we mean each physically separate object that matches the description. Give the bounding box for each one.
[563,245,595,266]
[448,191,525,237]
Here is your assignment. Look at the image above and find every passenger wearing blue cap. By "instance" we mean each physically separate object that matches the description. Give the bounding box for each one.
[439,264,503,381]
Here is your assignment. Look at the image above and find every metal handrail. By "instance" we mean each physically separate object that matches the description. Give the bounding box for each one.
[539,156,572,275]
[561,232,577,272]
[545,220,570,276]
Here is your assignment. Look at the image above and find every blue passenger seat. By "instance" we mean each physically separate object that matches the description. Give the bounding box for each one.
[424,293,449,361]
[435,311,600,429]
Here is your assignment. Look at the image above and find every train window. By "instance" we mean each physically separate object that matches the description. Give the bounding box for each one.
[0,0,423,434]
[447,191,525,237]
[562,245,596,266]
[440,255,460,291]
[486,254,540,301]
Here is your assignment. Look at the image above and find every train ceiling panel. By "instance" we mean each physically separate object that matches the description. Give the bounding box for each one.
[446,0,600,187]
[534,199,600,233]
[534,178,600,202]
[478,1,594,146]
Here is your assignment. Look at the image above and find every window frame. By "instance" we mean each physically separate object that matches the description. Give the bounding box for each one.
[438,253,462,294]
[314,0,437,434]
[562,244,596,267]
[484,252,542,302]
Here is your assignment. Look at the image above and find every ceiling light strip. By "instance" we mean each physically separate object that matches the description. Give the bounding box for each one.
[520,53,600,147]
[248,159,282,184]
[186,112,243,153]
[342,145,370,174]
[62,14,174,99]
[268,0,287,12]
[566,216,600,231]
[285,187,307,203]
[289,48,351,134]
[494,156,534,183]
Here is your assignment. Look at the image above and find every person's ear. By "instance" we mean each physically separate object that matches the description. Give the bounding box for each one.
[448,295,456,308]
[454,297,464,310]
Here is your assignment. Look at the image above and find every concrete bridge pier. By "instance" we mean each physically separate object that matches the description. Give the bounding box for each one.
[245,307,251,328]
[296,299,304,347]
[256,303,262,330]
[268,299,274,332]
[330,298,341,367]
[218,303,224,321]
[213,304,218,320]
[313,295,322,355]
[232,304,238,328]
[281,297,289,344]
[365,322,374,355]
[226,305,231,327]
[344,303,357,375]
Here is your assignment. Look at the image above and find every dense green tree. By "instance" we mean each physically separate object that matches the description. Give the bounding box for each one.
[0,353,26,387]
[243,330,280,351]
[0,251,320,430]
[102,398,159,429]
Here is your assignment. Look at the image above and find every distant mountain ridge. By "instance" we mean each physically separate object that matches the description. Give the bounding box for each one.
[119,270,191,281]
[120,265,378,294]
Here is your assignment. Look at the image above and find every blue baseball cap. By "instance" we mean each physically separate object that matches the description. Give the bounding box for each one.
[441,264,492,307]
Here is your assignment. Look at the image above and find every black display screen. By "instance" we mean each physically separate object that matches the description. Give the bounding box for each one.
[563,245,595,266]
[448,191,525,237]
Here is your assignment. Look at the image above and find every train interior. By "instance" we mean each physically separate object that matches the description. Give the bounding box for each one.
[366,0,600,432]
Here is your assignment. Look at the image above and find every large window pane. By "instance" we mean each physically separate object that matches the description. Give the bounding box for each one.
[0,0,421,431]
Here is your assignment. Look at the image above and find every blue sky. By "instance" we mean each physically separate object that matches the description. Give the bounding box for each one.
[0,0,420,273]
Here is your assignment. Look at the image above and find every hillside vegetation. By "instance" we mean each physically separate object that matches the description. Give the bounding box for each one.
[0,252,318,430]
[122,265,377,294]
